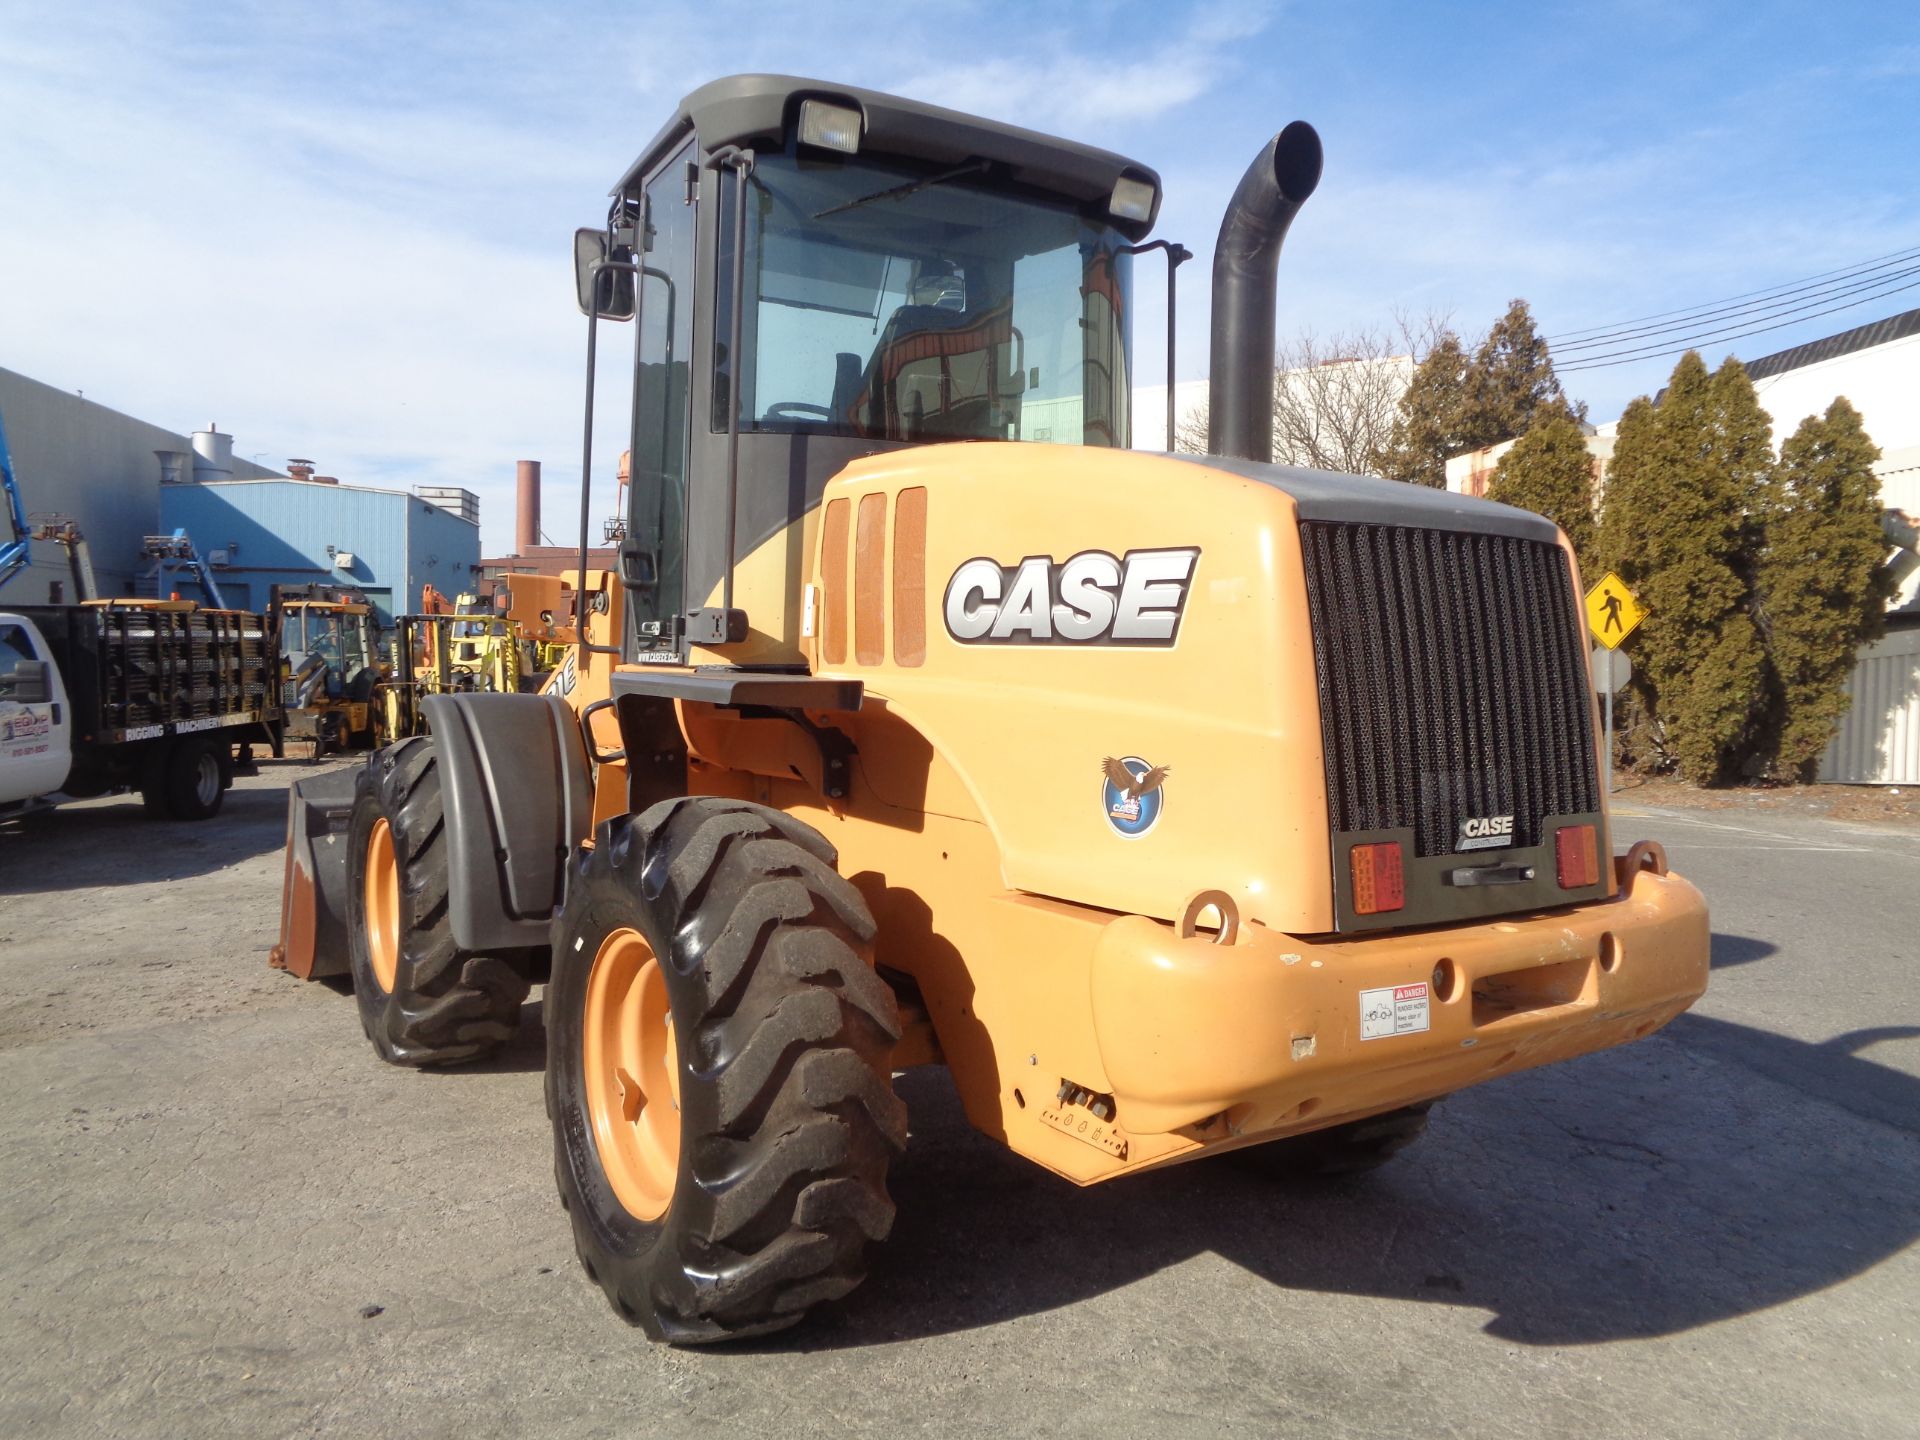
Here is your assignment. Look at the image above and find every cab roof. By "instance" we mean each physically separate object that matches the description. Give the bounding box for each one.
[612,73,1162,237]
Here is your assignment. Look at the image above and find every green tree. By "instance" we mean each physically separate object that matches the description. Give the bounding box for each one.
[1597,352,1772,783]
[1757,398,1893,779]
[1381,300,1580,487]
[1378,331,1469,486]
[1487,410,1599,575]
[1462,299,1583,449]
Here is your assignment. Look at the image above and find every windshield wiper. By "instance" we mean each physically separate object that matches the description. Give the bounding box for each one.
[813,159,991,220]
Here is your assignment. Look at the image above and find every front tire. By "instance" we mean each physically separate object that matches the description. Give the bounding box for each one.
[548,798,906,1344]
[344,737,530,1065]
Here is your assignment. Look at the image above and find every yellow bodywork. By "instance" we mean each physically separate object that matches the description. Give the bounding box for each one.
[576,443,1708,1185]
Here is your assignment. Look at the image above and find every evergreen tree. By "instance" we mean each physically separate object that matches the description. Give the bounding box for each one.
[1487,410,1599,575]
[1757,398,1893,779]
[1709,356,1779,596]
[1379,332,1469,487]
[1597,352,1771,783]
[1381,300,1580,487]
[1461,299,1583,449]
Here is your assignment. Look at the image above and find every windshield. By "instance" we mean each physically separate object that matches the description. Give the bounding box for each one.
[291,608,370,671]
[714,150,1132,447]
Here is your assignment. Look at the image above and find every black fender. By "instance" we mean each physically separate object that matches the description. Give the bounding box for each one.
[423,692,592,953]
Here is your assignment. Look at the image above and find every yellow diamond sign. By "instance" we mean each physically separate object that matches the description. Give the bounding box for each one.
[1585,571,1645,650]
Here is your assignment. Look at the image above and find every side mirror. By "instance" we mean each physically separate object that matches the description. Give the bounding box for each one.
[0,659,51,704]
[574,229,635,320]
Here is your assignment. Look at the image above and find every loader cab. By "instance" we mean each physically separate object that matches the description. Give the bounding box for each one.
[578,75,1160,667]
[279,600,376,699]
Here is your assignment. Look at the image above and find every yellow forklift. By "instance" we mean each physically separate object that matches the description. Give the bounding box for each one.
[380,588,530,740]
[271,76,1709,1345]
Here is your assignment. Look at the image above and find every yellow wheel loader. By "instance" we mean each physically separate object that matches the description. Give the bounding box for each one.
[270,75,1709,1345]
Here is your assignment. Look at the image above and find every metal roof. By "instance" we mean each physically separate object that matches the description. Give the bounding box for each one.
[1742,306,1920,381]
[609,73,1161,237]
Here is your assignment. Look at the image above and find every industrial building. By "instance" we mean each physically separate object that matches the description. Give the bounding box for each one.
[0,366,280,602]
[2,363,482,625]
[160,464,480,624]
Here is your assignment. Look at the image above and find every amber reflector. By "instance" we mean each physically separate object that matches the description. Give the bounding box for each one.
[1556,824,1599,888]
[1350,841,1405,915]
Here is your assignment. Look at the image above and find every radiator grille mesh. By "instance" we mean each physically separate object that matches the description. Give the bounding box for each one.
[1299,521,1599,856]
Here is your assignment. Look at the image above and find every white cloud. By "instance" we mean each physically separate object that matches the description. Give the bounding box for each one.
[894,0,1275,131]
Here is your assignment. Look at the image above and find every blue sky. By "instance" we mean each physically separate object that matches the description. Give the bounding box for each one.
[2,0,1916,550]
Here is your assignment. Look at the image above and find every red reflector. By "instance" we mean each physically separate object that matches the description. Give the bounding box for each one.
[1555,824,1599,888]
[1350,841,1405,915]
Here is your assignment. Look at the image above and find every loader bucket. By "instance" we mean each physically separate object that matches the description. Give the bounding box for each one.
[268,770,359,980]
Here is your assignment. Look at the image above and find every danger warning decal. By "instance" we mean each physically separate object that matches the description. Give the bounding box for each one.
[942,548,1198,646]
[1359,982,1431,1041]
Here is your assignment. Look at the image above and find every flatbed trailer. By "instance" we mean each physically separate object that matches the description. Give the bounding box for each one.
[0,601,282,819]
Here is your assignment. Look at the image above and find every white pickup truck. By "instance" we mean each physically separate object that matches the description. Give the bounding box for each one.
[1,603,282,819]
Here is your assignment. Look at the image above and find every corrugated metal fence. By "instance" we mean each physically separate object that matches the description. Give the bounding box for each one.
[1819,626,1920,784]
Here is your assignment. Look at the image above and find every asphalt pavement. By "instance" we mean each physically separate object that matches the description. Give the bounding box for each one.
[1,765,1915,1439]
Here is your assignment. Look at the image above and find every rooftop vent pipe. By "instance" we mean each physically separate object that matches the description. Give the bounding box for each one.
[1207,121,1323,464]
[191,425,234,482]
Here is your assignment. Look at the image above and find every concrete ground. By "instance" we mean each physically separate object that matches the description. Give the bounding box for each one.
[1,762,1915,1440]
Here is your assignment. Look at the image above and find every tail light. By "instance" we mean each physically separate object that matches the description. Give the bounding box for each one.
[1350,841,1405,915]
[1555,824,1599,889]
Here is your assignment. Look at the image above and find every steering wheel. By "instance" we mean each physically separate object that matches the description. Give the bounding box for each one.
[763,402,832,422]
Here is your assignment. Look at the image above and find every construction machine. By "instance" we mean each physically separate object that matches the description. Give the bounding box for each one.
[270,584,383,755]
[271,75,1709,1345]
[380,587,534,739]
[492,571,578,679]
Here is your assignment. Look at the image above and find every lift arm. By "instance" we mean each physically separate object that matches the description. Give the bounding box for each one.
[0,408,29,590]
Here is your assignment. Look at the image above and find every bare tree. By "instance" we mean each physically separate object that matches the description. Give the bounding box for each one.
[1170,313,1450,472]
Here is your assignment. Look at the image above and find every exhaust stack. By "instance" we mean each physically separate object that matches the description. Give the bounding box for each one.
[516,459,542,555]
[1207,122,1323,464]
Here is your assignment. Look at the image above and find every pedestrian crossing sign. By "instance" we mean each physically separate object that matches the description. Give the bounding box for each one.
[1585,571,1644,650]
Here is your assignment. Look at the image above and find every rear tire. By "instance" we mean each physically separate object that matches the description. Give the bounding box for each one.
[548,797,906,1344]
[344,737,530,1065]
[141,737,227,820]
[1231,1102,1434,1179]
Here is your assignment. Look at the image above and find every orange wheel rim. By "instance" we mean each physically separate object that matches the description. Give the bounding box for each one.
[364,817,401,993]
[582,927,681,1221]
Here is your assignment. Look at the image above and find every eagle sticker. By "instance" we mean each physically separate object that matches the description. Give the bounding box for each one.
[1101,755,1168,838]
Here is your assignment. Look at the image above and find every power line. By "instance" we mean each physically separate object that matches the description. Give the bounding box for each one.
[1557,273,1920,372]
[1544,243,1920,344]
[1551,258,1920,354]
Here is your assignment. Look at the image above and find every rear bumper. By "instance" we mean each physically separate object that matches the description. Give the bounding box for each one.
[1089,852,1709,1138]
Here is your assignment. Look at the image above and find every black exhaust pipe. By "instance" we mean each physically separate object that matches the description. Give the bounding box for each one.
[1207,121,1323,463]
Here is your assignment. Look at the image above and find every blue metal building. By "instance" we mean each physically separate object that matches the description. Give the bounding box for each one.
[159,478,480,625]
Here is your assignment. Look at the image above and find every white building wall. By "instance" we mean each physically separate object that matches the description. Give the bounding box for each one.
[1818,626,1920,785]
[1129,378,1210,452]
[1750,329,1920,461]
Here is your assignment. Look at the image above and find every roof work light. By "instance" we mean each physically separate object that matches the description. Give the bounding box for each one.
[1108,176,1156,222]
[798,100,862,153]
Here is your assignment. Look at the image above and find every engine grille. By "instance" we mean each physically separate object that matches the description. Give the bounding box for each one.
[1299,520,1599,856]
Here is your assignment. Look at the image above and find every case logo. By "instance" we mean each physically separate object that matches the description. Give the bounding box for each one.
[1457,814,1515,851]
[1101,755,1169,837]
[943,548,1197,646]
